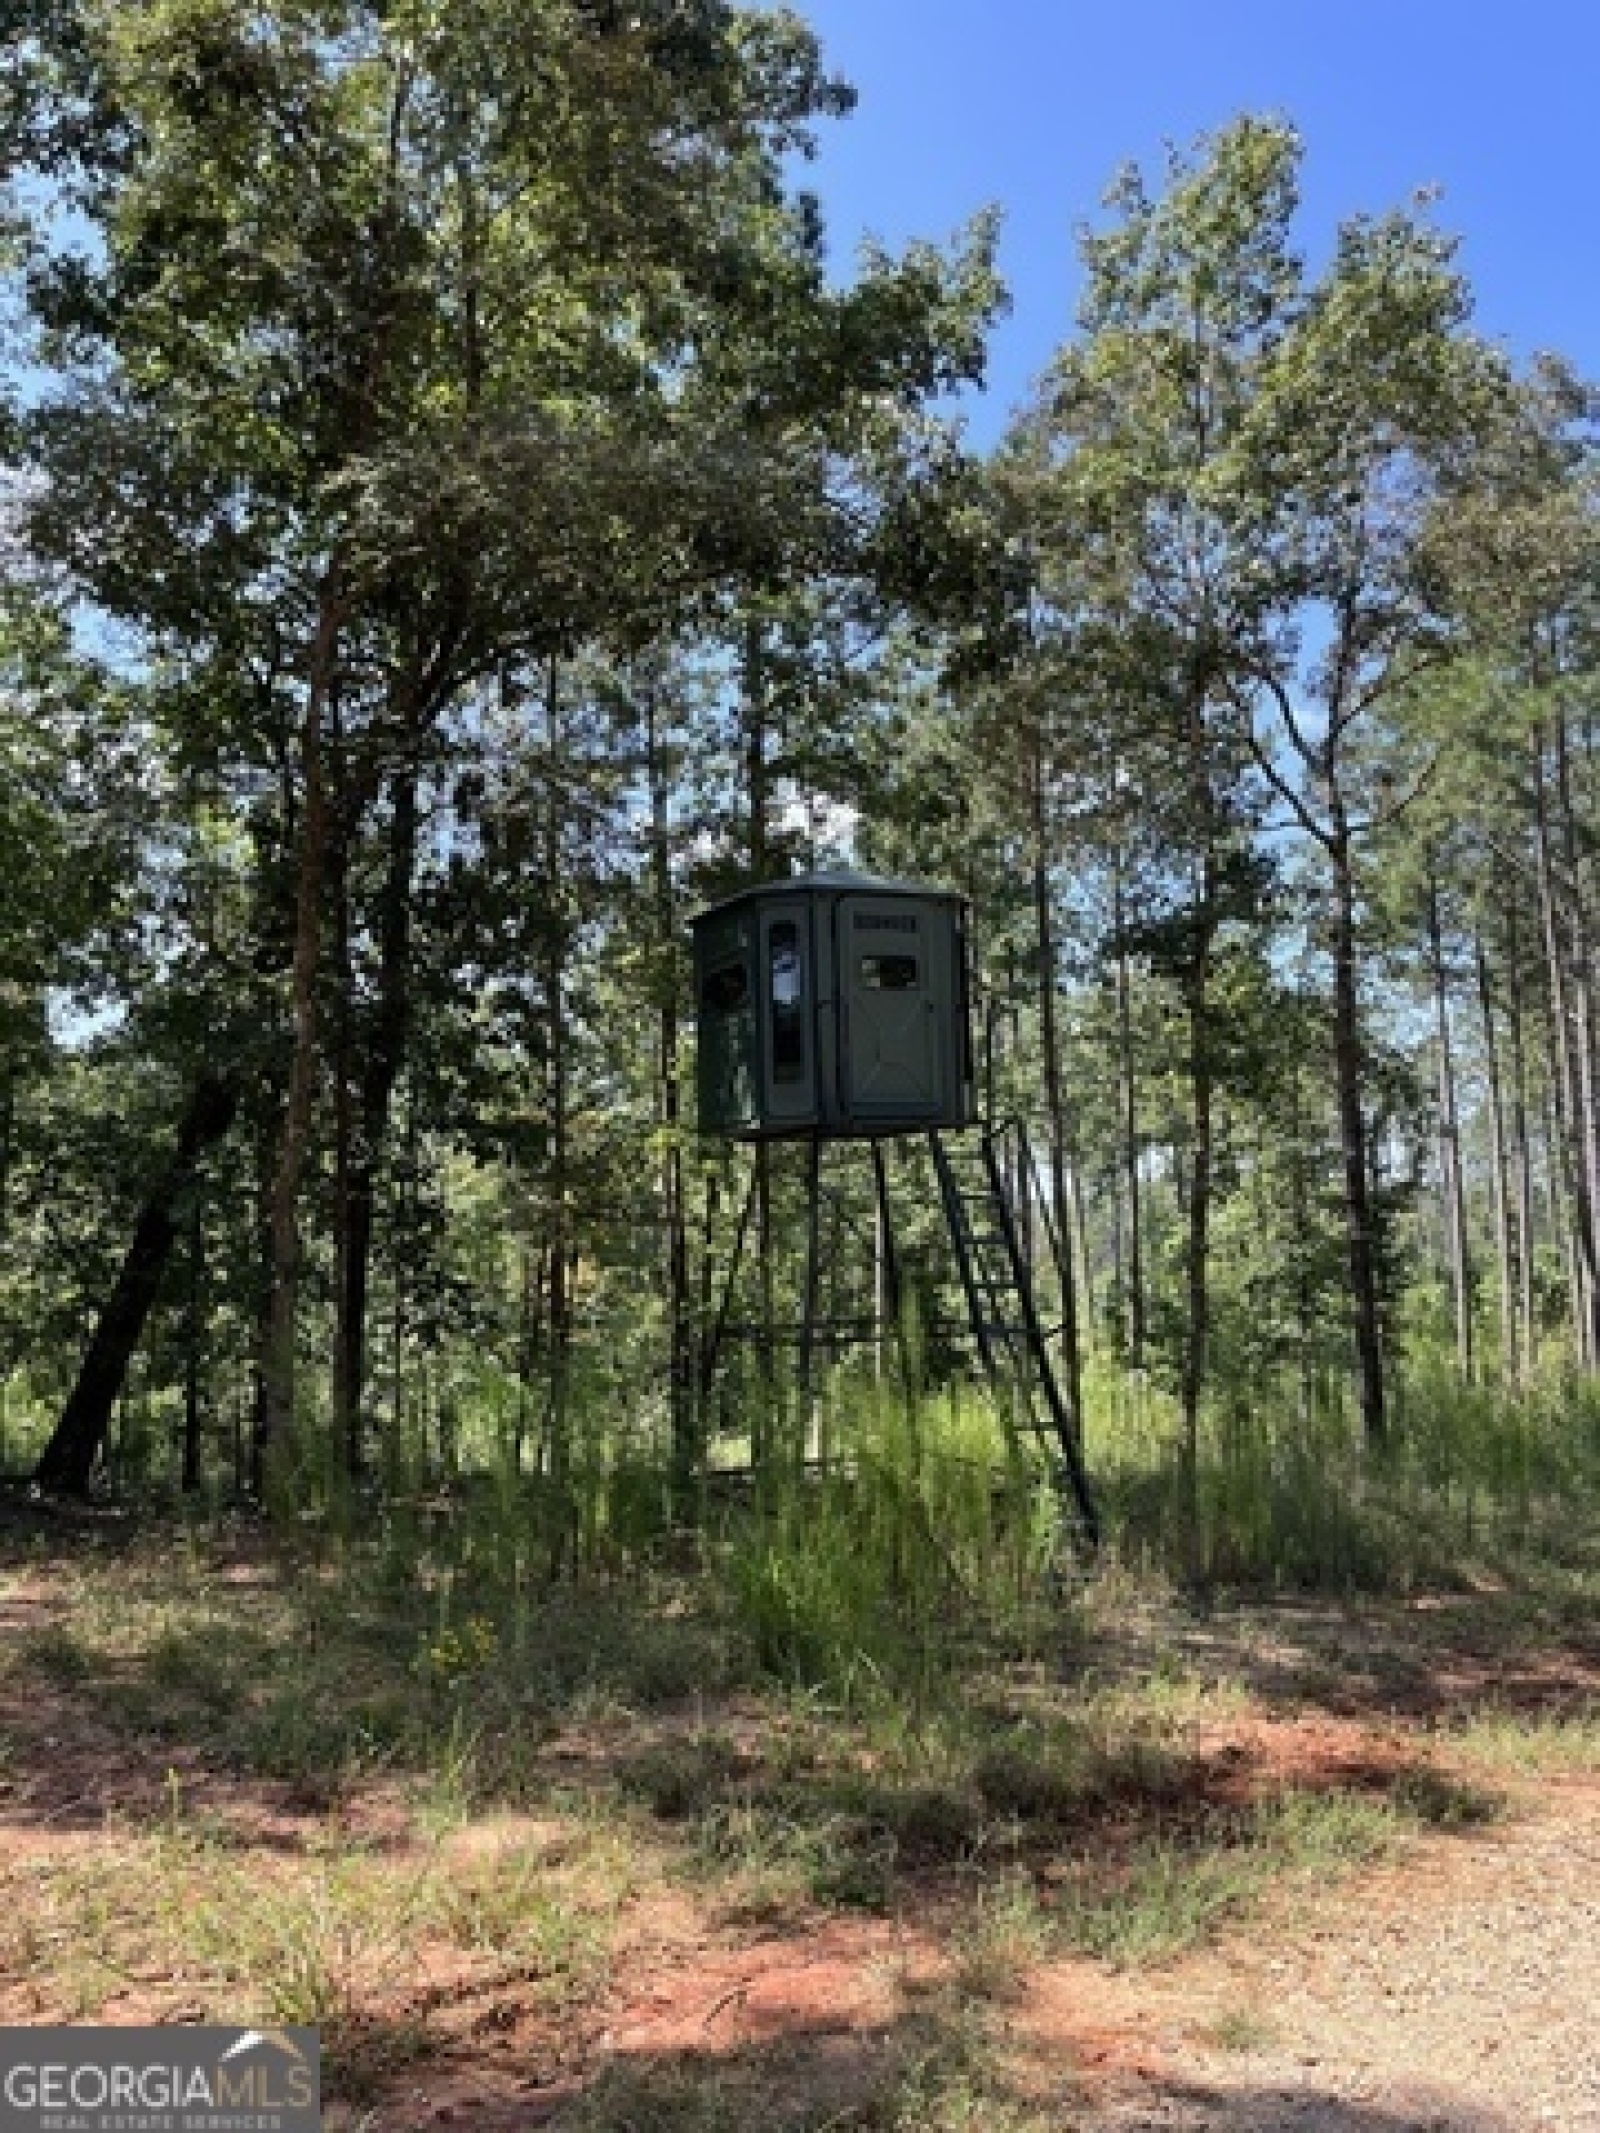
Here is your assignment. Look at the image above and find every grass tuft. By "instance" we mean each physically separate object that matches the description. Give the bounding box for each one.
[1196,2004,1280,2054]
[1450,1702,1600,1774]
[1052,1788,1403,1967]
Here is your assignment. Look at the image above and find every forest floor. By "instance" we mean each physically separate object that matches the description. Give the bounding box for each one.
[1,1496,1598,2130]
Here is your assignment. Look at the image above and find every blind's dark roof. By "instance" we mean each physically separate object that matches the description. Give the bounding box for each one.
[693,870,963,923]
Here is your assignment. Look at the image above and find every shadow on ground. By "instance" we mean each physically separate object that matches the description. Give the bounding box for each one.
[1087,1579,1600,1727]
[329,2021,1517,2133]
[1088,2078,1509,2131]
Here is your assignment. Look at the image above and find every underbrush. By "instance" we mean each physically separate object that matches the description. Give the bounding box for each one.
[1,1507,1516,1973]
[1086,1354,1600,1592]
[4,1357,1598,2122]
[12,1341,1600,1609]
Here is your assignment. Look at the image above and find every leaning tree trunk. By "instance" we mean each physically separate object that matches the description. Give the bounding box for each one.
[36,1074,239,1494]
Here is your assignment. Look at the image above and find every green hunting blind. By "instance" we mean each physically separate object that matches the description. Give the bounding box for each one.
[689,869,1099,1555]
[691,872,976,1141]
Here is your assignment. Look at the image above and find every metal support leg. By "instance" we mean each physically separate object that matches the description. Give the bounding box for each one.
[872,1138,917,1406]
[699,1158,759,1404]
[798,1137,823,1417]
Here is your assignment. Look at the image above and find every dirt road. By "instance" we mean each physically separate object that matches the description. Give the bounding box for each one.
[1064,1776,1600,2131]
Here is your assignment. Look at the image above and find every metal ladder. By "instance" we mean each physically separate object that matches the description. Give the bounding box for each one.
[930,1123,1101,1555]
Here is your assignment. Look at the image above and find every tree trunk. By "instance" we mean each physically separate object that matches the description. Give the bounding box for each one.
[1177,674,1221,1584]
[1426,882,1473,1381]
[388,1081,414,1480]
[1475,930,1517,1384]
[541,658,575,1552]
[333,769,419,1474]
[330,710,356,1478]
[1544,1070,1585,1363]
[1179,848,1215,1581]
[1112,845,1145,1369]
[1068,1149,1095,1353]
[1506,901,1538,1376]
[1289,1038,1316,1421]
[1328,819,1386,1445]
[1030,738,1085,1440]
[36,1074,239,1494]
[258,582,343,1484]
[1556,716,1600,1362]
[514,1240,549,1471]
[1533,725,1600,1366]
[645,683,695,1506]
[182,1188,204,1493]
[742,616,777,1469]
[695,1162,723,1410]
[0,1055,14,1253]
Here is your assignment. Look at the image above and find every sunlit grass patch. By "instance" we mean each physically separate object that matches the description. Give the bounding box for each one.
[1195,2004,1280,2053]
[1050,1833,1262,1967]
[190,1871,393,2028]
[855,2001,1071,2133]
[0,1761,632,2102]
[4,1830,236,2017]
[1049,1787,1404,1967]
[419,1843,617,1999]
[1450,1701,1600,1774]
[950,1870,1055,1999]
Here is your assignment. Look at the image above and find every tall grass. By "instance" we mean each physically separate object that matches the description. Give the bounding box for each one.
[722,1372,1061,1695]
[1085,1348,1600,1590]
[14,1308,1600,1645]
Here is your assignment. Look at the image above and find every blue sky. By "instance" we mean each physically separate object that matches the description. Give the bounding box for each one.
[788,0,1600,443]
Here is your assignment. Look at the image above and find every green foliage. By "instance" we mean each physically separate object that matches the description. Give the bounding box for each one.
[722,1375,1058,1695]
[1,18,1598,1672]
[1052,1789,1402,1967]
[1083,1351,1600,1591]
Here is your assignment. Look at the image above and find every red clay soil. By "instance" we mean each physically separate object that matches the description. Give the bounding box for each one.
[7,1541,1600,2130]
[366,1745,1600,2132]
